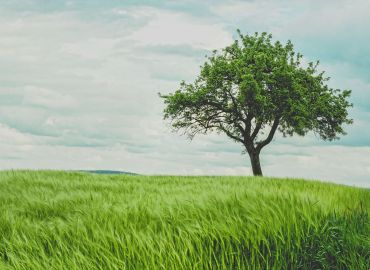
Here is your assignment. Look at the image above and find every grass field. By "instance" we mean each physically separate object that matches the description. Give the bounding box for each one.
[0,171,368,269]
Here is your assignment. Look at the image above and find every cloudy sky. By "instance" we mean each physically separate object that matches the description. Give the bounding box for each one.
[1,0,369,187]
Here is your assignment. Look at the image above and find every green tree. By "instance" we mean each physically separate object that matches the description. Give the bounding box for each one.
[160,31,352,176]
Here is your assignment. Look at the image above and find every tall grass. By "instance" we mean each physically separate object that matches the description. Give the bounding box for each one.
[0,171,368,269]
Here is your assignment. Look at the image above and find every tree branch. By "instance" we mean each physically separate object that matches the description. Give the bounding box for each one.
[225,86,245,135]
[244,113,254,140]
[218,124,244,144]
[251,120,262,140]
[256,117,280,152]
[204,95,245,136]
[189,119,244,144]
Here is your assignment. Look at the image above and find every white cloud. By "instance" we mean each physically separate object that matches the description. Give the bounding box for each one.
[23,86,78,109]
[210,0,288,24]
[282,0,370,38]
[264,144,370,187]
[0,123,33,145]
[61,37,122,60]
[127,7,232,50]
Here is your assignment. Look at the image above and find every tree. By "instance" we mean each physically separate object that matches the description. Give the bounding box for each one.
[160,31,352,176]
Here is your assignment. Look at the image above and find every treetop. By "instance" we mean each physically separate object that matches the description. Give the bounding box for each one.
[161,31,352,153]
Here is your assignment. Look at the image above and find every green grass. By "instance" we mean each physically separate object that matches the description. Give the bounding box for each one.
[0,171,368,270]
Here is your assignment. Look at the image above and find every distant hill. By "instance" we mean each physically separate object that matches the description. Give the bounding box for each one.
[79,170,138,175]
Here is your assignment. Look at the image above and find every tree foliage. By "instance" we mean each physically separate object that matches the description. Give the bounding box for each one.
[160,31,352,175]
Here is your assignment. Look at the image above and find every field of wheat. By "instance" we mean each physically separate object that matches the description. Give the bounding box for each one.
[0,171,368,269]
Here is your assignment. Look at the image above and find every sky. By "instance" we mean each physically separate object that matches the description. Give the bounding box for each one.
[0,0,369,187]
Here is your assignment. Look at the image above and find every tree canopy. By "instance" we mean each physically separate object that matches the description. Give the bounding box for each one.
[160,31,352,176]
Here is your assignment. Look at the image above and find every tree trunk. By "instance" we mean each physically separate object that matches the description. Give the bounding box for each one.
[249,151,263,176]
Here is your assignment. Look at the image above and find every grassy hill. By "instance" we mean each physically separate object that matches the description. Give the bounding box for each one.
[0,171,368,269]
